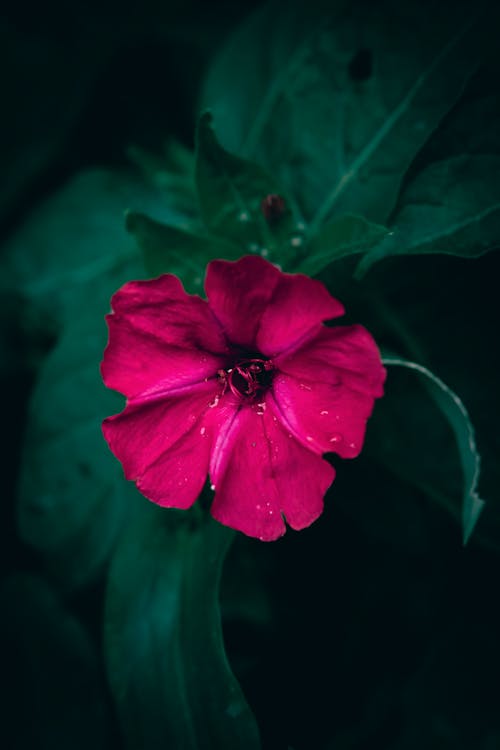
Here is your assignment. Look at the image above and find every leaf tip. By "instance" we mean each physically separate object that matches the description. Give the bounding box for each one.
[462,494,486,546]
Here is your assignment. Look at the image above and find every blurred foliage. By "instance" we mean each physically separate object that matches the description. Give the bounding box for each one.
[105,504,260,750]
[1,0,500,749]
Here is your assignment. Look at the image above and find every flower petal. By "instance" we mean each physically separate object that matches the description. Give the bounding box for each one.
[275,325,386,396]
[271,325,385,458]
[136,422,212,509]
[207,397,335,540]
[102,381,217,480]
[271,373,375,458]
[205,256,343,353]
[102,274,228,399]
[205,256,281,350]
[256,274,344,356]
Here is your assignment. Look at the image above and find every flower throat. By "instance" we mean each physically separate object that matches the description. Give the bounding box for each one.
[219,358,274,401]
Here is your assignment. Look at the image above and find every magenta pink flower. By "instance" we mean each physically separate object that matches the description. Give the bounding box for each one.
[101,256,385,541]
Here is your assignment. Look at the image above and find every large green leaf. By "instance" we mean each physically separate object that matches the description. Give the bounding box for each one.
[355,79,500,274]
[104,503,261,750]
[17,296,141,590]
[195,112,297,254]
[10,170,165,589]
[127,139,200,222]
[126,211,241,292]
[1,574,111,749]
[382,356,485,543]
[202,0,487,227]
[356,155,500,275]
[292,214,388,276]
[2,169,182,330]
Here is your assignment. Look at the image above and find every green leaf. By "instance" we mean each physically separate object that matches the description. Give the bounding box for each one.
[127,139,199,222]
[202,0,487,227]
[1,574,111,749]
[293,214,388,276]
[2,169,180,329]
[17,290,142,590]
[126,211,241,292]
[354,80,500,274]
[382,356,485,544]
[105,503,261,750]
[356,155,500,276]
[11,170,157,589]
[195,111,297,255]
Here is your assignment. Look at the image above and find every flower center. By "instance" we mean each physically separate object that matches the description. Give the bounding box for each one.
[225,358,274,400]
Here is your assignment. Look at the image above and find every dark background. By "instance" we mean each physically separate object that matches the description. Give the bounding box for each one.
[1,2,500,749]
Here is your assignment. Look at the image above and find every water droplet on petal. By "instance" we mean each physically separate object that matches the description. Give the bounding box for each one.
[256,504,262,510]
[299,383,312,391]
[251,441,256,448]
[200,426,206,436]
[208,395,220,408]
[210,483,216,491]
[320,410,329,416]
[348,442,357,450]
[306,435,313,442]
[329,433,342,444]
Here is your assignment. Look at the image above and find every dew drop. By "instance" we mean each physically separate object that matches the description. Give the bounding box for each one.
[306,435,313,442]
[210,483,216,491]
[200,426,206,436]
[320,410,329,416]
[348,442,357,450]
[251,441,256,448]
[247,242,259,253]
[290,236,303,247]
[208,395,220,408]
[296,221,306,231]
[256,504,262,510]
[238,210,250,222]
[256,401,266,415]
[260,247,269,257]
[299,383,312,391]
[329,433,343,444]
